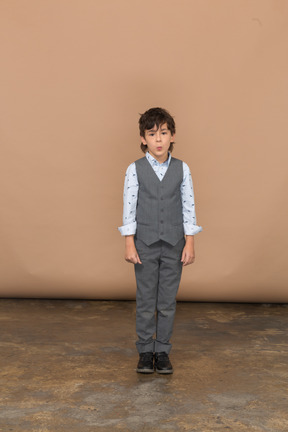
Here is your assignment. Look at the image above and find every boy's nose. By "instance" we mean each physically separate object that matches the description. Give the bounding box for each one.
[156,133,162,141]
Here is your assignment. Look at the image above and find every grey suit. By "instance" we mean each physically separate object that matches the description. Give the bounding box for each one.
[134,156,186,354]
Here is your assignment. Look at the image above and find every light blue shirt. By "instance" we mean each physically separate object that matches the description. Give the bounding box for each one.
[118,151,203,236]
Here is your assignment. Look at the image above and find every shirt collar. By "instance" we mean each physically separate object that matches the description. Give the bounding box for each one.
[146,151,171,167]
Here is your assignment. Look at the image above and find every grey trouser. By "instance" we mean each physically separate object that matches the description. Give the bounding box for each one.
[134,236,185,354]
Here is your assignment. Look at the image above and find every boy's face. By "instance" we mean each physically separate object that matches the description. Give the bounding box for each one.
[141,123,174,163]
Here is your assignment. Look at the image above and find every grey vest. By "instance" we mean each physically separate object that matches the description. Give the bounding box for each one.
[135,156,184,246]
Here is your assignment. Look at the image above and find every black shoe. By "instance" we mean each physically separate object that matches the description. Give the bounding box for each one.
[155,352,173,374]
[136,352,154,374]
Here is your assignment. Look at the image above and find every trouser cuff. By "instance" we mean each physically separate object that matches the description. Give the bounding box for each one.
[136,340,155,354]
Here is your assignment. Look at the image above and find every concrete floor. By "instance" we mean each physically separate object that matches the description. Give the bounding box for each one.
[0,300,288,432]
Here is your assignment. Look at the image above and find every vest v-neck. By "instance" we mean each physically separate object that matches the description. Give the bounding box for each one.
[144,156,172,183]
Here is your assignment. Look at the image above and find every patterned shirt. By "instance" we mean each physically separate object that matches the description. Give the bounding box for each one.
[118,151,203,236]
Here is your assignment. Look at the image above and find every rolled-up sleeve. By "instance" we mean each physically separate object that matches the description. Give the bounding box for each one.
[181,162,203,235]
[118,163,138,236]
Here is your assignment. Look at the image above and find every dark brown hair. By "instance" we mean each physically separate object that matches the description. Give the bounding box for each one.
[138,107,176,153]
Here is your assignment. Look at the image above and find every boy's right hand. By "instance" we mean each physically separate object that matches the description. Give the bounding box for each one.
[124,236,142,264]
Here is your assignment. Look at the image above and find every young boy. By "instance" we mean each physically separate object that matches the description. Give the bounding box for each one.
[118,107,202,374]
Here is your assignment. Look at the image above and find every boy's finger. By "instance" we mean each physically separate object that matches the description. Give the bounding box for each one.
[181,251,187,263]
[183,254,191,266]
[127,256,137,264]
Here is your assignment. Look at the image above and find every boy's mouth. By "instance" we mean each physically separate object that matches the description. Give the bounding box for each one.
[156,146,162,150]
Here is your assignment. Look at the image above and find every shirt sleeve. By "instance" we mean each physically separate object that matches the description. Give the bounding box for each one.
[181,162,203,235]
[118,162,138,236]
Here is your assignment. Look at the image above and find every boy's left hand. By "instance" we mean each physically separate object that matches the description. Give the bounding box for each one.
[181,236,195,266]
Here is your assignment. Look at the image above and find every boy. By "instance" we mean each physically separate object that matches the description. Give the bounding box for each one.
[118,107,202,374]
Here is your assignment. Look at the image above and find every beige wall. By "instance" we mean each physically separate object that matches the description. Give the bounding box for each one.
[1,0,288,301]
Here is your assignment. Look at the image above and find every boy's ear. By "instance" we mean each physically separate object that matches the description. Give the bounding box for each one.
[140,136,147,146]
[170,133,175,142]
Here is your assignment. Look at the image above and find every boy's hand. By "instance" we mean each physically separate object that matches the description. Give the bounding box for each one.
[124,236,142,264]
[181,235,195,266]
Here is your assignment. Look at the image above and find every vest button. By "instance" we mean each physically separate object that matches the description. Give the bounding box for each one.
[160,197,163,200]
[160,232,164,235]
[160,209,164,212]
[160,220,163,223]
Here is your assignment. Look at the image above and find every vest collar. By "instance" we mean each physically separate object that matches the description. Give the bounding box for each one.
[143,153,174,184]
